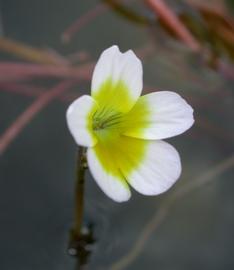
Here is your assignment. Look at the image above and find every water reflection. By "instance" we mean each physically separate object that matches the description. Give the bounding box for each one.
[68,223,96,266]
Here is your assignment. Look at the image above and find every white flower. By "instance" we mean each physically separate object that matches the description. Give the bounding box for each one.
[66,45,194,202]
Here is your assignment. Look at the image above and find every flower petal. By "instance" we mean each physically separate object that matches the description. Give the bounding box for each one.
[87,143,131,202]
[120,140,181,195]
[91,45,143,113]
[123,91,194,140]
[87,134,180,200]
[66,95,98,147]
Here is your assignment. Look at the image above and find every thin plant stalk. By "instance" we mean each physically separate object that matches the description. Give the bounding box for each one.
[73,146,87,238]
[68,147,96,265]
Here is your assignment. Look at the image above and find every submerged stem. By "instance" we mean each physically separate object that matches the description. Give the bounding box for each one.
[68,147,95,265]
[74,146,87,237]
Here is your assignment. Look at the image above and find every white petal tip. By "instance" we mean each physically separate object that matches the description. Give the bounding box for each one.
[126,141,181,196]
[87,148,131,203]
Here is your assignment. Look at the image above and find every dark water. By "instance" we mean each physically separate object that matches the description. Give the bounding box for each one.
[0,0,234,269]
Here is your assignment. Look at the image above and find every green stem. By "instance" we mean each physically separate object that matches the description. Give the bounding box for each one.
[73,146,87,237]
[68,147,95,265]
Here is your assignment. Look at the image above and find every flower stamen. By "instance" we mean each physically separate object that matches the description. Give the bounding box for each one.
[92,109,123,131]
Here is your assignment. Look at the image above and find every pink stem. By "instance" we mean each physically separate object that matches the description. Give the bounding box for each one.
[61,3,108,43]
[0,82,78,102]
[0,62,94,82]
[0,83,46,97]
[0,80,77,155]
[145,0,200,51]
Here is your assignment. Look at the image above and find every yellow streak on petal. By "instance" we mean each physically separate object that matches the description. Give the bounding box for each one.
[92,78,134,113]
[121,95,151,136]
[92,133,148,186]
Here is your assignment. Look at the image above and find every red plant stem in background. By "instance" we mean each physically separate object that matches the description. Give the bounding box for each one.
[0,62,94,82]
[0,37,69,65]
[0,83,78,102]
[0,83,46,97]
[0,80,77,155]
[145,0,200,51]
[61,3,108,43]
